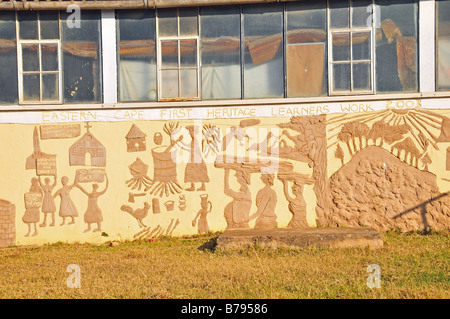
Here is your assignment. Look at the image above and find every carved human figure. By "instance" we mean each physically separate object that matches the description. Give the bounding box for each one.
[192,194,212,233]
[223,168,252,229]
[23,177,43,237]
[184,125,209,191]
[282,180,309,228]
[75,175,108,232]
[250,173,278,229]
[39,175,57,227]
[53,176,78,225]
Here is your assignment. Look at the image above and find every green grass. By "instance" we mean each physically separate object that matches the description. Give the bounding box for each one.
[0,231,448,299]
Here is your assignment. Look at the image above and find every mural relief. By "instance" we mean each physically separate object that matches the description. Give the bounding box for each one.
[4,105,450,246]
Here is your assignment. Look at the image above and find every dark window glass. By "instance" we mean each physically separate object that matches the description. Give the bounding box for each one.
[437,0,450,90]
[0,11,18,104]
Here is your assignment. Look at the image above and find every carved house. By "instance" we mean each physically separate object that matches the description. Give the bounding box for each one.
[69,130,106,167]
[126,124,147,152]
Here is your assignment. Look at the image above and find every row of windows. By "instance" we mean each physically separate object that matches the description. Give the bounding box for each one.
[0,0,449,105]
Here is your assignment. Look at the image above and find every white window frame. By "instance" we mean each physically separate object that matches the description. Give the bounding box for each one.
[327,0,376,95]
[156,7,201,101]
[16,11,63,105]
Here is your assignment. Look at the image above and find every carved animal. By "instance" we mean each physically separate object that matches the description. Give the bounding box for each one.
[121,202,150,228]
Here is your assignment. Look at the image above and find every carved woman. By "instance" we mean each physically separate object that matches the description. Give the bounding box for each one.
[23,177,43,237]
[223,168,252,229]
[192,194,212,233]
[39,174,57,227]
[282,180,309,228]
[250,173,278,229]
[75,175,108,233]
[184,125,209,191]
[53,176,78,226]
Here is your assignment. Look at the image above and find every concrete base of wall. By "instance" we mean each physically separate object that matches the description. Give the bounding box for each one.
[216,227,383,251]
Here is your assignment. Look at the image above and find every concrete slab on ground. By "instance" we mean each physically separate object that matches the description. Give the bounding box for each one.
[216,227,383,251]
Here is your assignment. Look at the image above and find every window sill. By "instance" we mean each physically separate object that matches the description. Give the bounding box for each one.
[1,91,450,111]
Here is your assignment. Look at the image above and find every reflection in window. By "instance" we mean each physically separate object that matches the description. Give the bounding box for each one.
[375,0,418,93]
[243,4,284,99]
[286,0,327,97]
[200,6,241,100]
[0,11,18,104]
[61,10,102,103]
[117,10,157,102]
[438,0,450,90]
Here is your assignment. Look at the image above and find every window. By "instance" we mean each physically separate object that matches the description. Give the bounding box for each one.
[200,6,241,100]
[375,0,418,93]
[4,10,102,105]
[157,8,200,101]
[17,11,62,103]
[437,0,450,90]
[286,0,327,97]
[117,10,157,102]
[243,3,284,99]
[0,11,18,104]
[328,0,375,94]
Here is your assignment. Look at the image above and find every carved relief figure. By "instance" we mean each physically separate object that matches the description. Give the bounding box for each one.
[69,123,106,167]
[121,202,150,228]
[250,173,278,230]
[23,178,43,237]
[75,174,108,232]
[192,194,212,233]
[281,178,309,228]
[223,168,252,229]
[53,176,78,226]
[184,125,209,191]
[38,175,57,227]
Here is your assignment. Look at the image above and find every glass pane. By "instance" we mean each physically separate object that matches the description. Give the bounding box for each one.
[117,10,157,102]
[352,31,371,60]
[161,69,179,98]
[352,0,373,27]
[161,40,178,68]
[0,11,18,104]
[18,11,38,40]
[200,5,241,100]
[333,63,351,91]
[180,69,198,97]
[375,0,418,92]
[41,44,59,71]
[286,0,327,97]
[330,0,350,29]
[158,9,178,37]
[179,8,198,36]
[243,3,284,98]
[42,73,59,101]
[353,62,371,90]
[437,0,450,90]
[22,44,40,72]
[61,10,102,103]
[23,74,40,101]
[180,40,197,67]
[332,32,350,61]
[40,12,60,40]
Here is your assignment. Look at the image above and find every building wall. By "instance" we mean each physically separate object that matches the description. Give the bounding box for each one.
[0,98,449,246]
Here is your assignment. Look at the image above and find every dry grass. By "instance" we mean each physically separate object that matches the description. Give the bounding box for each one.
[0,230,448,299]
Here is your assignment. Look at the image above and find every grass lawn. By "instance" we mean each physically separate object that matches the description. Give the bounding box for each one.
[0,230,448,299]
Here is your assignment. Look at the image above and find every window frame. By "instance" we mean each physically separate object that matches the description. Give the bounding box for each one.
[16,11,63,105]
[156,7,201,102]
[327,0,376,95]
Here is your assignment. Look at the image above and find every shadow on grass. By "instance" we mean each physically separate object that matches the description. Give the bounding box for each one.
[197,236,219,252]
